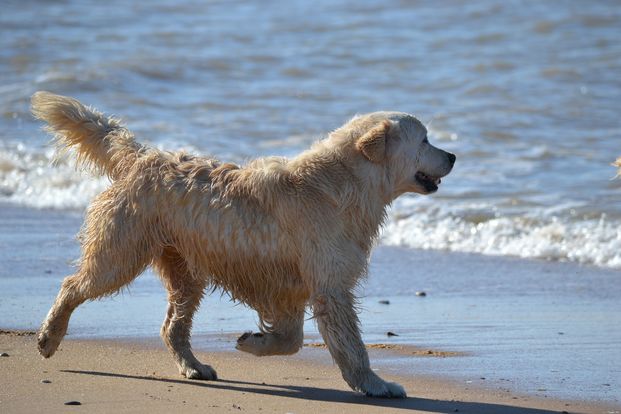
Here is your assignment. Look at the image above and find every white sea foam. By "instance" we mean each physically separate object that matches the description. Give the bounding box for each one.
[0,145,109,210]
[383,199,621,269]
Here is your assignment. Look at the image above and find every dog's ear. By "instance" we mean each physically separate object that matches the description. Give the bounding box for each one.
[356,120,391,163]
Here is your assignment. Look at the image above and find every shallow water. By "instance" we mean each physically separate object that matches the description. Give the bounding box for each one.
[1,0,621,267]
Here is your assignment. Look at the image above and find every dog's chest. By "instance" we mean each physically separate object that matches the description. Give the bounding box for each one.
[203,254,309,310]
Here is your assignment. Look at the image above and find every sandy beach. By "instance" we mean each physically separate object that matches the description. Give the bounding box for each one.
[1,331,616,414]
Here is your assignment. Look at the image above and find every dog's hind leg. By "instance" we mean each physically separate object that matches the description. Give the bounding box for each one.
[235,308,304,356]
[155,248,216,380]
[38,199,154,358]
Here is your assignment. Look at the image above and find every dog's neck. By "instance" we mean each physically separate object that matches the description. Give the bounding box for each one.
[289,150,390,253]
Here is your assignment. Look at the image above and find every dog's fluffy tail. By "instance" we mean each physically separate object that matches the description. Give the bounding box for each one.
[31,91,144,180]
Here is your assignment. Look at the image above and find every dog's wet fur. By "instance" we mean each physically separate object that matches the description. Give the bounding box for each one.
[32,91,455,398]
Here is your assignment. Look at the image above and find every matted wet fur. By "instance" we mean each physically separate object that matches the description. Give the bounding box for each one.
[32,91,455,398]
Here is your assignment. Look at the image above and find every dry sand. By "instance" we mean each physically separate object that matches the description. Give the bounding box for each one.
[0,331,616,414]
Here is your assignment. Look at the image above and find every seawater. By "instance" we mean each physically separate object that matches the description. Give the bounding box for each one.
[1,0,620,269]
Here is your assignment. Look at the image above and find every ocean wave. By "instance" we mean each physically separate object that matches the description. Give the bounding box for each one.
[383,202,621,269]
[0,145,108,210]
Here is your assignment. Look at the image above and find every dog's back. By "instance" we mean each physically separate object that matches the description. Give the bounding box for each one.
[31,93,319,315]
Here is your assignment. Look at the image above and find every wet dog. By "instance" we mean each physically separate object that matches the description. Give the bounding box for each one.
[32,91,455,397]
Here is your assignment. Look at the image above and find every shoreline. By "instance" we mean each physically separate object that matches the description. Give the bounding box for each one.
[1,332,618,414]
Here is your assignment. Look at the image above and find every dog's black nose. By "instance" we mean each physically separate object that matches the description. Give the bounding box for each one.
[447,152,456,165]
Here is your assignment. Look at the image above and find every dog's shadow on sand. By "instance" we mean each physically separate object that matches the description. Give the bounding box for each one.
[61,369,563,413]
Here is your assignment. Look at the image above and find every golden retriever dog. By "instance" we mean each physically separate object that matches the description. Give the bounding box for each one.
[32,91,455,398]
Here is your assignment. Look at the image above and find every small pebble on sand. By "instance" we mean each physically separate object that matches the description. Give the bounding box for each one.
[41,379,51,384]
[386,331,399,337]
[415,291,426,297]
[0,352,9,357]
[379,300,390,305]
[64,401,81,406]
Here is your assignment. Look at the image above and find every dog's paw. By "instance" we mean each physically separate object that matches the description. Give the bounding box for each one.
[37,331,60,358]
[359,373,407,398]
[181,363,217,381]
[235,331,266,356]
[364,381,406,398]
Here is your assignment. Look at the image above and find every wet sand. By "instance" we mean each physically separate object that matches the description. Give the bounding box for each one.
[1,332,617,414]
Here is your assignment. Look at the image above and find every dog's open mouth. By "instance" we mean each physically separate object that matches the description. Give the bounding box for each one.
[415,171,441,193]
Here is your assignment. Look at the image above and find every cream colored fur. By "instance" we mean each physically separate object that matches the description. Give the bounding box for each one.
[32,91,455,398]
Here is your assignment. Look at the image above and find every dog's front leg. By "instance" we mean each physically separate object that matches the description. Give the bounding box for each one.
[312,290,406,398]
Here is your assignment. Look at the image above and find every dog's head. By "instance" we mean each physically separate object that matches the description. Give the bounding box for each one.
[344,112,455,198]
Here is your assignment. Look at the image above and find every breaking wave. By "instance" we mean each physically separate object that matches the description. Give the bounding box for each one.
[383,199,621,269]
[0,144,108,210]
